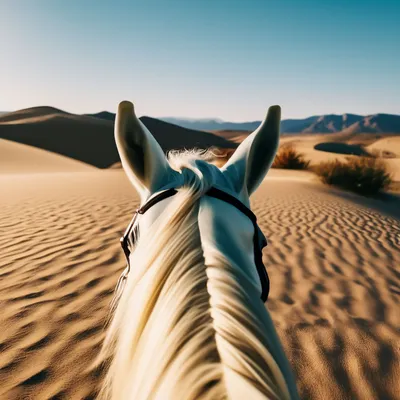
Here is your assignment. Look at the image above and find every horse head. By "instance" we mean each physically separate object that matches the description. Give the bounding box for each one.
[99,100,299,400]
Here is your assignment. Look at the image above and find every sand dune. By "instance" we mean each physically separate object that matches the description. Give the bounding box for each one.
[0,107,117,168]
[0,169,399,399]
[0,106,69,124]
[367,137,400,158]
[0,107,236,169]
[0,139,95,173]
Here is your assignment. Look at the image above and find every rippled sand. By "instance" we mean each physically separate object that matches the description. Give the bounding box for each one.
[0,170,399,399]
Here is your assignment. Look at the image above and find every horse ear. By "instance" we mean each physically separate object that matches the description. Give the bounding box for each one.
[115,101,175,200]
[220,105,281,196]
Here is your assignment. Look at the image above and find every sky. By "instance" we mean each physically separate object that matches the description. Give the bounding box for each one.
[0,0,399,121]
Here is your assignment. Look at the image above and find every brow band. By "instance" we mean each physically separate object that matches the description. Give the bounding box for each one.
[138,188,178,214]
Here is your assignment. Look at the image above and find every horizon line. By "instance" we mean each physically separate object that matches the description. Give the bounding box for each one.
[1,106,399,123]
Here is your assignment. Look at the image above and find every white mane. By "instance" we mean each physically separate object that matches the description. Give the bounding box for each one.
[97,149,299,400]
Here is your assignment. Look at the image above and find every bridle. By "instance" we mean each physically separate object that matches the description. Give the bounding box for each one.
[115,187,270,303]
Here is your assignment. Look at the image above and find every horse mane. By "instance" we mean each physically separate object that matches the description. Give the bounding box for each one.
[97,149,297,399]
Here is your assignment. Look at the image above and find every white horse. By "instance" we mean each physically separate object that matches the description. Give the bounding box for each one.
[98,101,300,399]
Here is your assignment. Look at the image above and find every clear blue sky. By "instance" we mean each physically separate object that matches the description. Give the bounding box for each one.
[1,0,399,121]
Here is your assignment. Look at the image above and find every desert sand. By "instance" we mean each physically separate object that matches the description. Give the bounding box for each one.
[1,115,400,399]
[0,139,96,174]
[1,169,399,399]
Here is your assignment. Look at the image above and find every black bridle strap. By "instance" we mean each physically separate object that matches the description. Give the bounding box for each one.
[205,188,257,223]
[120,188,178,264]
[205,188,269,302]
[138,187,255,220]
[138,188,178,214]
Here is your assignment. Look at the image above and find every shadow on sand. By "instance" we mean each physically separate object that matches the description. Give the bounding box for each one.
[318,184,400,221]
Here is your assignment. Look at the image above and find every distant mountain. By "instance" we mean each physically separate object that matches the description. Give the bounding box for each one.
[159,114,400,134]
[341,114,400,134]
[160,116,328,132]
[3,107,399,141]
[279,116,319,133]
[300,114,364,133]
[87,114,260,131]
[160,117,261,132]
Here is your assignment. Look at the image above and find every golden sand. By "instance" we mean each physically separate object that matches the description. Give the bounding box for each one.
[1,166,399,399]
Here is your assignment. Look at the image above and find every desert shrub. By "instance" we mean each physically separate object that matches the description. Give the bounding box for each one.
[314,157,393,195]
[272,144,310,170]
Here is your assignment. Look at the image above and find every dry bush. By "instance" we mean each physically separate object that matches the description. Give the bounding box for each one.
[313,157,393,195]
[272,144,310,170]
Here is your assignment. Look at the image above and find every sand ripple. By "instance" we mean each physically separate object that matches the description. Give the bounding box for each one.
[0,171,399,399]
[253,181,400,400]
